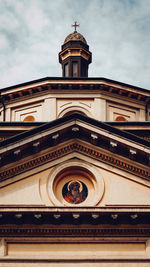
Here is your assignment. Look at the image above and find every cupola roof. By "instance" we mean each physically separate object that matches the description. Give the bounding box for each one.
[64,31,87,45]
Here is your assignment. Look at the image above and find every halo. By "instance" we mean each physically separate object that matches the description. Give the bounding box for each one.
[67,180,73,191]
[67,180,83,192]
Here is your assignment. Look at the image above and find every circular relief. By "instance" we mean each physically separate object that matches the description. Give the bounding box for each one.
[48,160,104,207]
[115,115,127,121]
[62,180,88,204]
[23,115,35,122]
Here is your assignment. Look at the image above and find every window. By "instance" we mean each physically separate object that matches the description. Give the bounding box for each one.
[81,62,86,77]
[64,63,69,77]
[72,62,78,77]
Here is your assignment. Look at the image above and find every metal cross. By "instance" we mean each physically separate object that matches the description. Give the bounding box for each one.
[72,21,79,32]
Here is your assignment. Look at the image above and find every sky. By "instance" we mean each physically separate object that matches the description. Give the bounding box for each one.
[0,0,150,89]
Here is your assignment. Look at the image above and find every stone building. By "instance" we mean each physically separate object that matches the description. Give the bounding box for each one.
[0,27,150,266]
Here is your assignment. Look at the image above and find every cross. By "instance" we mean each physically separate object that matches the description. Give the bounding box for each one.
[72,21,79,32]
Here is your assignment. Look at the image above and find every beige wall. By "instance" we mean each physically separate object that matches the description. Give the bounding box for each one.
[7,242,146,257]
[0,239,150,266]
[3,92,146,122]
[0,263,150,267]
[0,160,149,207]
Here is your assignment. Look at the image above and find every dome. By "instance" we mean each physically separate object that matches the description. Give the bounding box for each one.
[64,31,87,44]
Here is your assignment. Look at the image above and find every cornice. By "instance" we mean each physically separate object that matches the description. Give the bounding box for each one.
[0,141,149,186]
[1,79,150,105]
[0,207,150,237]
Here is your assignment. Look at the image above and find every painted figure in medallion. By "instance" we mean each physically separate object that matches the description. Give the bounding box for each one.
[62,180,88,204]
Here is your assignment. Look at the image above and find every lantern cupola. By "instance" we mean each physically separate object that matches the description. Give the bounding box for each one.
[59,22,92,78]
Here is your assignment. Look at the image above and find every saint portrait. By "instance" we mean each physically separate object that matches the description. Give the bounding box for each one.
[62,180,88,204]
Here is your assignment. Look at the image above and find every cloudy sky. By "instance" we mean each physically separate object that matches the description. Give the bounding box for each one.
[0,0,150,89]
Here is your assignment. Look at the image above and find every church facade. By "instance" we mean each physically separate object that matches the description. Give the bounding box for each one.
[0,27,150,266]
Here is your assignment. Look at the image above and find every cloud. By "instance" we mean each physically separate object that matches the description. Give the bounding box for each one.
[0,0,150,89]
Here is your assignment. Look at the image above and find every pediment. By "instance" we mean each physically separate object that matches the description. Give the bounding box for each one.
[0,113,149,186]
[0,114,150,208]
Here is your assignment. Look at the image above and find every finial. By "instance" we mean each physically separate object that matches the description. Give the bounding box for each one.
[72,21,79,32]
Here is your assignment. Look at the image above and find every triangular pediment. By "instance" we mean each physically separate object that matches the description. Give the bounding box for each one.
[0,113,149,187]
[0,113,150,208]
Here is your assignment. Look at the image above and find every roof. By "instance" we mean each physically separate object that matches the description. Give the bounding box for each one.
[0,77,150,107]
[64,31,87,44]
[1,113,150,148]
[0,77,150,93]
[107,121,150,126]
[0,121,44,127]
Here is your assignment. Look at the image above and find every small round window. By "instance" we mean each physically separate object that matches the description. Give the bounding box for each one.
[62,180,88,204]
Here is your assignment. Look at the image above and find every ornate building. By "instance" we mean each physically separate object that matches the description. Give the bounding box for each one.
[0,25,150,266]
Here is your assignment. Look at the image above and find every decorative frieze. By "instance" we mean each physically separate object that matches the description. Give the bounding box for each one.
[0,224,149,237]
[0,142,149,183]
